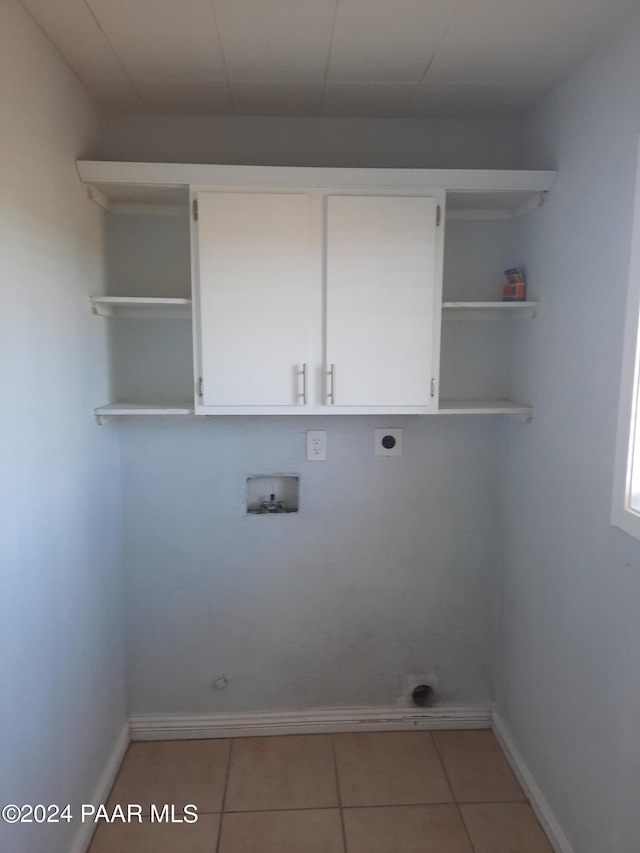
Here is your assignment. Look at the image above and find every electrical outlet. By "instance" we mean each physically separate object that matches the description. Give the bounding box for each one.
[306,430,327,461]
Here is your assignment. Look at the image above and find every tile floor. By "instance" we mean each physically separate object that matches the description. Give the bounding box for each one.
[88,729,554,853]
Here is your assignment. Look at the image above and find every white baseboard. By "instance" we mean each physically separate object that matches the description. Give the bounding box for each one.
[69,722,130,853]
[492,710,575,853]
[129,704,491,741]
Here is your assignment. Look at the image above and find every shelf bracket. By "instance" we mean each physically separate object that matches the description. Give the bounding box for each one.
[513,411,533,424]
[85,185,112,213]
[94,413,103,426]
[89,299,115,317]
[512,192,546,219]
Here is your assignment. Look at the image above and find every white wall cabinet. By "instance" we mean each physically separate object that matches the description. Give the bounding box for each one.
[78,162,556,421]
[192,186,444,415]
[196,192,314,407]
[325,195,439,408]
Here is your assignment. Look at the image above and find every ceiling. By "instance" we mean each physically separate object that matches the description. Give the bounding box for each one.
[22,0,639,118]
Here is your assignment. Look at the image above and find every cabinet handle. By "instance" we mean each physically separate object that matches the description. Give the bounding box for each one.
[298,363,308,405]
[328,364,336,405]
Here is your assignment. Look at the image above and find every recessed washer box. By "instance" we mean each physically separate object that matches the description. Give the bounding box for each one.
[246,475,299,514]
[374,428,403,456]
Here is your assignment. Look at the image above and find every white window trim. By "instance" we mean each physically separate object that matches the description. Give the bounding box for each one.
[612,138,640,539]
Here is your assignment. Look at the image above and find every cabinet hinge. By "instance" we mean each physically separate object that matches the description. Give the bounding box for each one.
[192,199,198,221]
[198,377,203,398]
[436,205,441,227]
[430,377,436,397]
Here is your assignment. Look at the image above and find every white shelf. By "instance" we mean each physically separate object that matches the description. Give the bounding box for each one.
[94,402,194,422]
[90,296,192,318]
[442,301,538,320]
[77,162,557,192]
[438,400,533,417]
[95,400,530,418]
[78,161,556,217]
[446,190,547,220]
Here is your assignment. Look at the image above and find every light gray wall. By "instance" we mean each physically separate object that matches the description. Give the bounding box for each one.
[0,3,126,853]
[105,116,523,716]
[496,16,640,853]
[121,416,501,714]
[103,113,524,169]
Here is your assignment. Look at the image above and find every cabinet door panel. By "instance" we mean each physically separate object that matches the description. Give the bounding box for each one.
[197,192,313,406]
[326,195,438,407]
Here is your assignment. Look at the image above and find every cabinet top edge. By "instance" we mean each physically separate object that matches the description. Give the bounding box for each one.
[77,161,557,192]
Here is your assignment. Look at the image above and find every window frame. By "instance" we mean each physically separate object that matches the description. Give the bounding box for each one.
[612,138,640,539]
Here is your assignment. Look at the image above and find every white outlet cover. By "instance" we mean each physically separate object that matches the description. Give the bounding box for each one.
[375,428,403,456]
[306,430,327,461]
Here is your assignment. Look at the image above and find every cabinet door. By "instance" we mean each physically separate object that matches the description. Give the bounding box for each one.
[196,192,313,407]
[326,195,439,407]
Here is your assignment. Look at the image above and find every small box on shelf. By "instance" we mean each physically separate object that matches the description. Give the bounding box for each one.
[502,267,526,301]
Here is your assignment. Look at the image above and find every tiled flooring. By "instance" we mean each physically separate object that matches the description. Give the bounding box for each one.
[89,729,554,853]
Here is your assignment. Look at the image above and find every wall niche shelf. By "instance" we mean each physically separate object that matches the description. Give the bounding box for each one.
[442,301,538,320]
[90,296,192,318]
